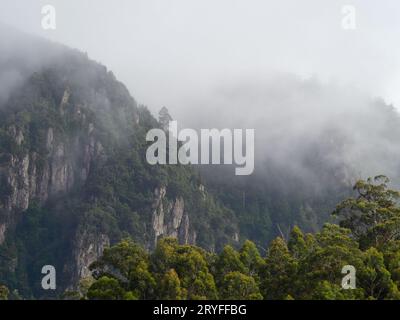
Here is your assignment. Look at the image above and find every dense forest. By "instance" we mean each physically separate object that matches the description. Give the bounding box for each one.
[82,175,400,300]
[2,27,400,300]
[2,175,397,300]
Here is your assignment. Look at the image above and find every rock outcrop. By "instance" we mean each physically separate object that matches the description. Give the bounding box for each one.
[152,187,196,247]
[0,34,238,297]
[71,232,110,284]
[0,106,104,245]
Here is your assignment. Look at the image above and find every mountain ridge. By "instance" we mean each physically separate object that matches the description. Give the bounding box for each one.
[0,31,238,297]
[2,29,400,298]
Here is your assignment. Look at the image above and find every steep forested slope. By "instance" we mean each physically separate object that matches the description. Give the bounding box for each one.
[0,31,238,298]
[1,28,400,298]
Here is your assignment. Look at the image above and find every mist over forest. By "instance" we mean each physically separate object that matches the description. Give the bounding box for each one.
[175,73,400,181]
[1,2,400,301]
[1,19,400,249]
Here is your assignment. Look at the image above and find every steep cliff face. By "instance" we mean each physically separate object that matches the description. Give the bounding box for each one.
[0,89,105,245]
[0,48,133,294]
[152,187,196,246]
[71,232,110,285]
[0,41,239,297]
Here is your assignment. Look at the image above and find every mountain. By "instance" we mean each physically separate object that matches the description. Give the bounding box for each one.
[2,27,400,299]
[0,28,238,298]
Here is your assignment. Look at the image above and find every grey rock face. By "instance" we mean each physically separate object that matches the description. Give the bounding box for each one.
[72,232,110,283]
[0,98,104,245]
[151,187,195,247]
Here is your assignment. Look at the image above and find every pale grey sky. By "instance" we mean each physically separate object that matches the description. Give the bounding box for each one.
[1,0,400,113]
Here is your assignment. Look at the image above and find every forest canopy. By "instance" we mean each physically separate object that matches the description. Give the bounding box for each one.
[51,176,400,300]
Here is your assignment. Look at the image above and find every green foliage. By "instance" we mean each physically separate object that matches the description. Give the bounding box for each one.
[90,239,155,299]
[311,281,348,300]
[88,238,218,300]
[87,276,133,300]
[220,271,262,300]
[288,226,307,259]
[333,175,400,249]
[85,176,400,301]
[358,247,400,299]
[300,224,365,299]
[151,238,218,300]
[215,245,247,284]
[159,269,185,300]
[239,240,265,282]
[2,40,400,301]
[261,237,297,299]
[87,185,400,301]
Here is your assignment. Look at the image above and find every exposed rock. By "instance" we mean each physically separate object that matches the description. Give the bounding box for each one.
[179,213,196,245]
[0,106,104,245]
[151,187,195,246]
[5,154,30,213]
[152,187,167,241]
[71,232,110,286]
[170,197,185,235]
[50,144,70,195]
[46,128,54,151]
[8,126,24,146]
[59,87,71,115]
[0,223,5,244]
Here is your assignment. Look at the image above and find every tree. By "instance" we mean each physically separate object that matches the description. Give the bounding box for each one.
[89,239,155,299]
[151,238,218,300]
[151,237,179,275]
[220,271,262,300]
[288,226,308,259]
[159,269,186,300]
[239,240,265,278]
[382,240,400,287]
[300,224,364,299]
[85,207,400,301]
[214,245,247,284]
[170,245,218,299]
[158,106,172,131]
[333,175,400,249]
[87,276,132,300]
[261,237,297,299]
[358,247,400,299]
[311,281,348,300]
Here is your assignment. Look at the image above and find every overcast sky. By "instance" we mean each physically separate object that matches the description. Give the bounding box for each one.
[1,0,400,114]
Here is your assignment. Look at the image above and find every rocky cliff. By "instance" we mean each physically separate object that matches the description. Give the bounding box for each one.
[0,40,238,297]
[152,186,196,246]
[0,104,104,246]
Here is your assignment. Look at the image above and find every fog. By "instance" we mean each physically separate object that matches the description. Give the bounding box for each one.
[1,0,400,112]
[1,1,400,184]
[178,73,400,184]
